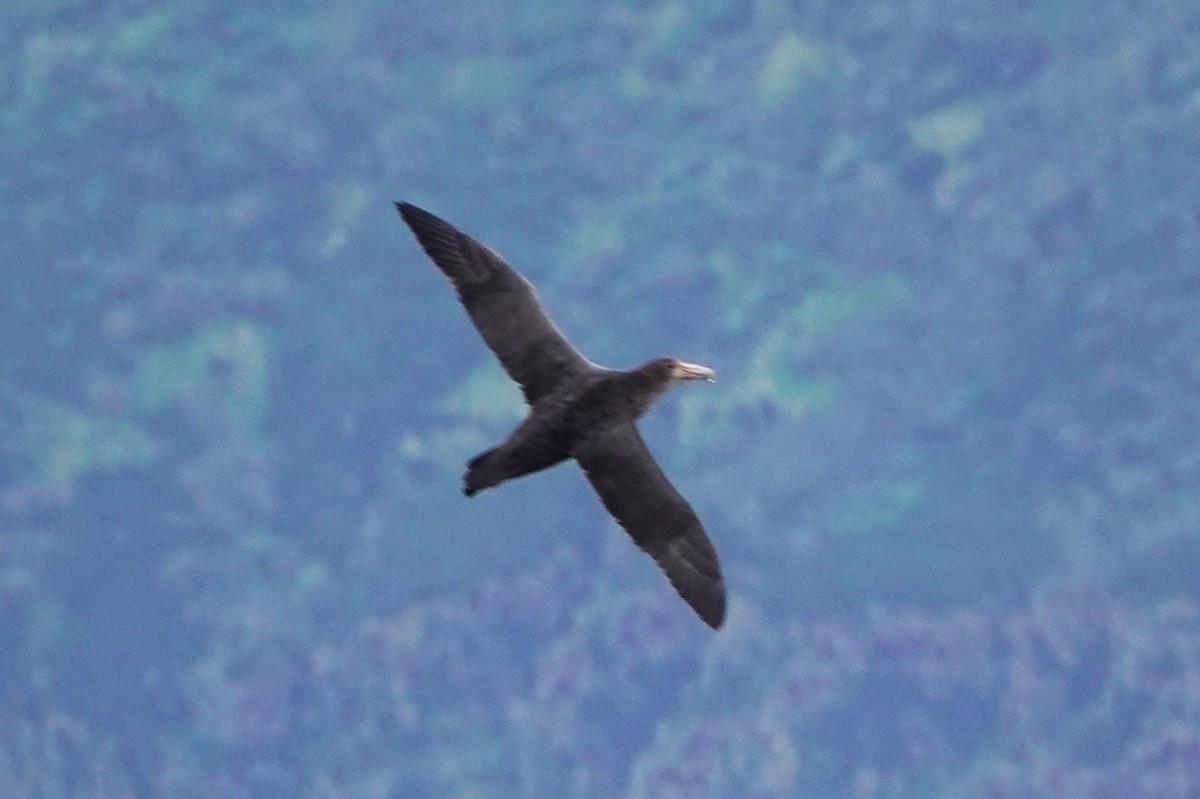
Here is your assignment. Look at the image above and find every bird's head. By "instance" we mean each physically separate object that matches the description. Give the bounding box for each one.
[642,356,716,385]
[627,357,715,417]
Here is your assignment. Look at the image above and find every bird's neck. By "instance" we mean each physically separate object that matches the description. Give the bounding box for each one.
[621,370,673,419]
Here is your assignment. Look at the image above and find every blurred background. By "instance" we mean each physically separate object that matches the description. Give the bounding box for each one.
[4,0,1200,796]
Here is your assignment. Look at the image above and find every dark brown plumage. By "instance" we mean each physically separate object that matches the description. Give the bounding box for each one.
[396,201,726,629]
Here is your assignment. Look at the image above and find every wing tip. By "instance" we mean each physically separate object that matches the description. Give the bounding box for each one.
[394,200,421,223]
[395,201,462,250]
[696,589,727,629]
[395,200,443,225]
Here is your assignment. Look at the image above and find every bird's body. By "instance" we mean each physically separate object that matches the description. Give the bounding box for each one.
[465,363,683,494]
[396,201,726,629]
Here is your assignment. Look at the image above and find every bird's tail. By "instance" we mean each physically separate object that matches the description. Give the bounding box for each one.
[463,448,501,496]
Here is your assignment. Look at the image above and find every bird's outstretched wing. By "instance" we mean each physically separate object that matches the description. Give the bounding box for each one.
[573,423,726,629]
[397,202,593,404]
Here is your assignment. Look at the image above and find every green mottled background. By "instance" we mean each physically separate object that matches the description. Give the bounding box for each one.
[3,1,1200,796]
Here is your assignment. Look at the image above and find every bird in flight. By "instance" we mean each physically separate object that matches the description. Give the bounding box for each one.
[396,202,726,629]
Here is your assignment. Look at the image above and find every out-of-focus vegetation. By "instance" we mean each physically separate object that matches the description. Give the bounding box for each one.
[3,0,1200,796]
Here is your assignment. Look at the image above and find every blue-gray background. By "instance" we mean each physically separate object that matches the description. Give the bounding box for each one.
[4,1,1200,796]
